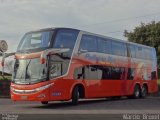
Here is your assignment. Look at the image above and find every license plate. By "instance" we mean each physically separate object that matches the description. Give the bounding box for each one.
[21,96,28,100]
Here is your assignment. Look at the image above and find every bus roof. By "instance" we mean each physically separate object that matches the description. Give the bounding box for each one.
[27,27,79,33]
[27,27,153,49]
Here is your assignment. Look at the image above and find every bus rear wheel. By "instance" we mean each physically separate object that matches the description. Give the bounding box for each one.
[41,101,48,105]
[71,86,79,105]
[140,85,148,98]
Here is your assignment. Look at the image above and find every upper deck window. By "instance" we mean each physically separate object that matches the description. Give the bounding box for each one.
[111,41,127,56]
[97,37,111,54]
[135,46,146,59]
[79,35,97,52]
[145,48,151,60]
[53,29,79,49]
[128,44,136,58]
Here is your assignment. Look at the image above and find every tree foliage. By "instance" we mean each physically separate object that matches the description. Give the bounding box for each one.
[124,21,160,76]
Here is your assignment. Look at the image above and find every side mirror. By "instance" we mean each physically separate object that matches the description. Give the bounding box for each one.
[40,48,70,64]
[0,40,8,53]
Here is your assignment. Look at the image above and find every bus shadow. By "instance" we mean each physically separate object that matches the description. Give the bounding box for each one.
[31,97,129,109]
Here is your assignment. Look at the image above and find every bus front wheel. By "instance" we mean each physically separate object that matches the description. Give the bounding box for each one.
[71,86,79,105]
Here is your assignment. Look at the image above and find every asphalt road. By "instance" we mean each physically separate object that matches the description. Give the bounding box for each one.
[0,96,160,120]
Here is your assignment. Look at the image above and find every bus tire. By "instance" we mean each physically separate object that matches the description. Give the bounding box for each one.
[41,101,48,105]
[133,85,141,99]
[71,86,79,105]
[140,85,148,98]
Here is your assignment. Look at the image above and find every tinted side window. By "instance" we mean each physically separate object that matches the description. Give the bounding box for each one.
[79,35,97,52]
[111,67,125,80]
[99,66,112,79]
[97,37,111,54]
[127,68,135,80]
[111,41,126,56]
[128,44,136,58]
[74,65,125,80]
[90,66,125,80]
[53,29,78,49]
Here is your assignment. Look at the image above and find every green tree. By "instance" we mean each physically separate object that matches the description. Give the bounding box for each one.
[124,21,160,77]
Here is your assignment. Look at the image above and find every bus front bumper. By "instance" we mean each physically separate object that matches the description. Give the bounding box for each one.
[11,89,50,101]
[10,83,54,101]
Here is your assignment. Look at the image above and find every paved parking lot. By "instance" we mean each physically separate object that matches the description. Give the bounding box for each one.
[0,97,160,119]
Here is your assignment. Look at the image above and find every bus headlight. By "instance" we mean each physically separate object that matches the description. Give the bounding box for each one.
[11,83,54,94]
[35,83,54,91]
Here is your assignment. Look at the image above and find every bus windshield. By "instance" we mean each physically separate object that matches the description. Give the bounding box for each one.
[17,31,53,51]
[13,58,48,84]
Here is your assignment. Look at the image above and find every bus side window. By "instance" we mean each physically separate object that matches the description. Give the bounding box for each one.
[53,29,78,49]
[97,37,111,54]
[79,35,97,53]
[145,48,151,60]
[111,67,125,80]
[123,43,128,57]
[128,44,136,58]
[127,68,135,80]
[100,66,112,79]
[111,41,126,56]
[136,46,145,59]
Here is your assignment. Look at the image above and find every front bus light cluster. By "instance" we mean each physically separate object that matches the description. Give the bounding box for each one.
[11,83,54,94]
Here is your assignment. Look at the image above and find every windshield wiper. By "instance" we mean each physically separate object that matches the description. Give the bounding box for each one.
[25,59,31,80]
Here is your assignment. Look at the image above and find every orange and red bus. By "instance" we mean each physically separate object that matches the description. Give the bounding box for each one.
[2,28,158,105]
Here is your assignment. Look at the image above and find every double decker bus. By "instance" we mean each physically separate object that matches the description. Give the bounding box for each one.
[2,28,158,105]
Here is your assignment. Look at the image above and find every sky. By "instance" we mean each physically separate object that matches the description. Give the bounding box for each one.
[0,0,160,52]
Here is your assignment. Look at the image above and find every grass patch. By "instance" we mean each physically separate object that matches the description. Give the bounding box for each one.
[0,76,11,80]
